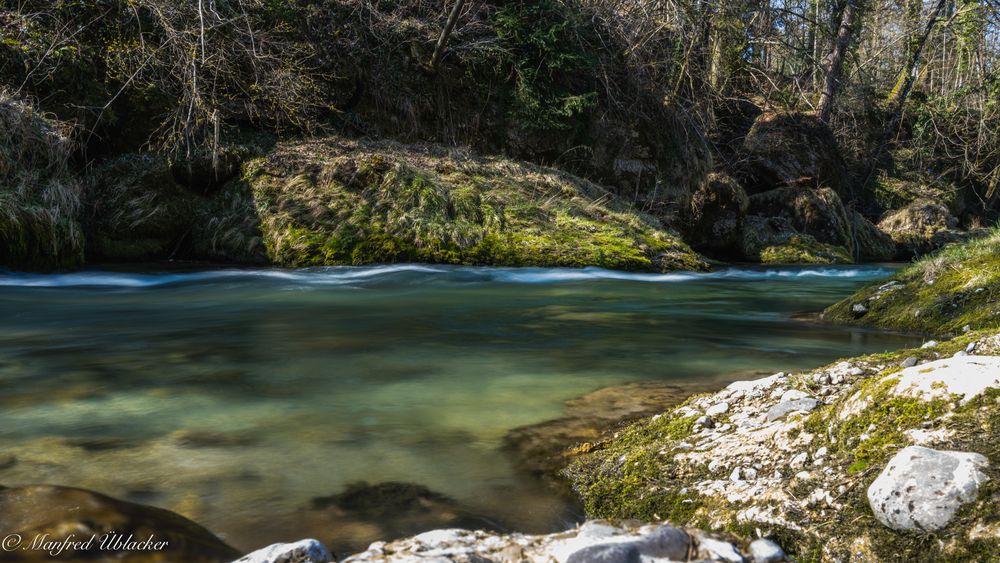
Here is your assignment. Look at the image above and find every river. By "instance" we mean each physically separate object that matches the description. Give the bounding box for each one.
[0,264,921,554]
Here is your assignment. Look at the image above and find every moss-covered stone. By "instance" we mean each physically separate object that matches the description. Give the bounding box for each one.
[824,227,1000,334]
[760,235,853,265]
[245,138,708,271]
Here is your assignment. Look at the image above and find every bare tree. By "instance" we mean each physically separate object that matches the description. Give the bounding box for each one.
[429,0,467,70]
[817,0,862,122]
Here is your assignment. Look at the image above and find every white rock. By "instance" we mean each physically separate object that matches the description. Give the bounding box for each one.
[890,356,1000,404]
[814,446,828,459]
[706,402,731,417]
[780,389,809,402]
[233,540,332,563]
[790,452,808,468]
[921,340,939,349]
[848,367,864,376]
[695,534,744,563]
[900,356,919,368]
[749,538,786,563]
[867,446,990,532]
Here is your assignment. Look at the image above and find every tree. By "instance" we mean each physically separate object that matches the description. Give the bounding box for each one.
[817,0,862,122]
[429,0,467,70]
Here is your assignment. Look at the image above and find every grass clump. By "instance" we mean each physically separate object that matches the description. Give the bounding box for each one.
[0,91,83,270]
[824,226,1000,334]
[245,138,708,271]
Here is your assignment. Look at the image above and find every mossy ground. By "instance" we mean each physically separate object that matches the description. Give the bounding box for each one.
[244,138,708,271]
[825,227,1000,335]
[564,331,1000,561]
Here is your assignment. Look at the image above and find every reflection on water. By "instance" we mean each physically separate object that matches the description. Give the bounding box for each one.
[0,265,919,553]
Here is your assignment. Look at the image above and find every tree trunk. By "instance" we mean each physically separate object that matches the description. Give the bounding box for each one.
[429,0,467,70]
[816,0,861,122]
[885,0,948,120]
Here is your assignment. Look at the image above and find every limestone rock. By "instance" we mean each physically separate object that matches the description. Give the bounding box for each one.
[749,538,786,562]
[867,446,989,531]
[233,540,332,563]
[889,356,1000,405]
[766,397,820,422]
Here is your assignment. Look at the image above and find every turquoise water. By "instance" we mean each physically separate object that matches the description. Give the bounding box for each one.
[0,265,919,553]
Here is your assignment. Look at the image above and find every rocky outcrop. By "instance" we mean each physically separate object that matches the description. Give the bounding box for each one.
[740,112,851,197]
[337,521,786,563]
[747,186,851,249]
[0,485,239,562]
[824,227,999,334]
[565,332,1000,561]
[876,199,970,257]
[78,138,708,272]
[243,138,708,272]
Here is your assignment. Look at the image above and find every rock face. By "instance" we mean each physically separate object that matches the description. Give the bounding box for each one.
[340,521,786,562]
[867,446,989,532]
[233,539,332,563]
[0,485,239,562]
[740,112,851,197]
[877,199,966,257]
[849,210,896,261]
[687,172,750,256]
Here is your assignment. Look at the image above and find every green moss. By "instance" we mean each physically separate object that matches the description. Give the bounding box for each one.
[760,235,853,265]
[825,227,1000,334]
[246,138,709,271]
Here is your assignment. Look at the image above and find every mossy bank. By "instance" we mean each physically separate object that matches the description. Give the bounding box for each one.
[824,228,1000,335]
[83,138,708,272]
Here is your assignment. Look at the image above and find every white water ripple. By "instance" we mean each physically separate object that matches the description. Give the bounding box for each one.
[0,264,895,289]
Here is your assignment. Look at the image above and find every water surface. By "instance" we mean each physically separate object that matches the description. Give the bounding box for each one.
[0,264,919,552]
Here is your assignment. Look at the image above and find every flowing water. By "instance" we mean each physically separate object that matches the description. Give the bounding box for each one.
[0,264,921,553]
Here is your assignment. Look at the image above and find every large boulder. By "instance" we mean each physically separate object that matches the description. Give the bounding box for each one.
[877,199,969,257]
[740,216,851,264]
[741,112,851,197]
[686,172,749,256]
[233,540,332,563]
[748,186,852,250]
[0,484,239,562]
[867,446,989,532]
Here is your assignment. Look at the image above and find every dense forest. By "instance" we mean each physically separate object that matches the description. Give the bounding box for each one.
[1,0,998,270]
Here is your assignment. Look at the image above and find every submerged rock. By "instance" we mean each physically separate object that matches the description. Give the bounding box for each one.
[867,446,989,532]
[0,484,239,562]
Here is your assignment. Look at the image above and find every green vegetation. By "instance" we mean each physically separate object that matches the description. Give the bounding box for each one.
[0,91,83,270]
[246,139,707,271]
[759,235,852,265]
[824,227,1000,334]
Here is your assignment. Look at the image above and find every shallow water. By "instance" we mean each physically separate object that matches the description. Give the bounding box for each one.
[0,264,920,553]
